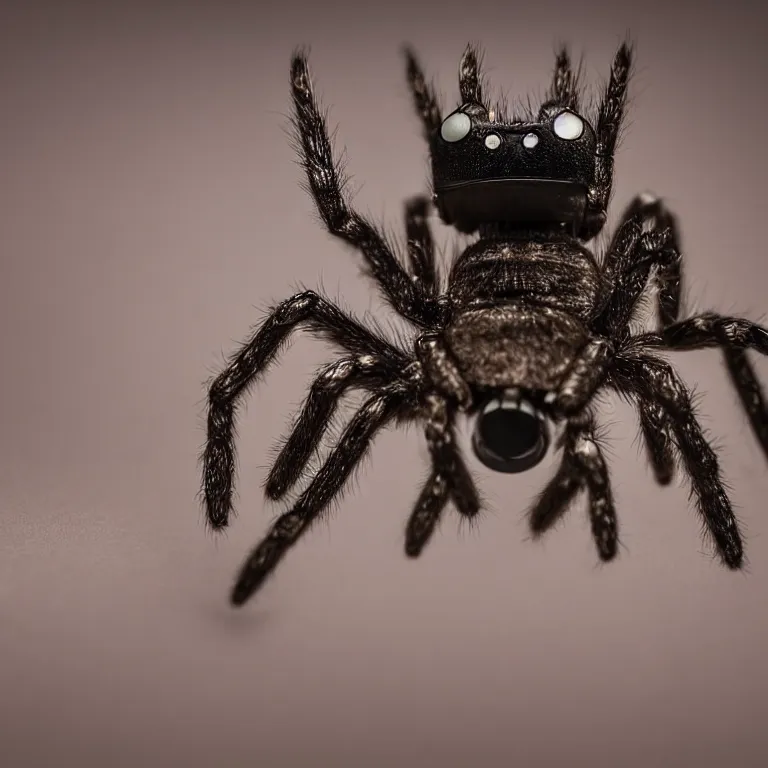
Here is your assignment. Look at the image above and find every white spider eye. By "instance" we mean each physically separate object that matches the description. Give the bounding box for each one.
[440,111,471,142]
[553,111,584,140]
[484,133,501,150]
[522,133,539,149]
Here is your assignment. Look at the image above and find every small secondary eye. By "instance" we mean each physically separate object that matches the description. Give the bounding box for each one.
[522,133,539,149]
[440,112,471,142]
[484,133,501,150]
[553,111,584,140]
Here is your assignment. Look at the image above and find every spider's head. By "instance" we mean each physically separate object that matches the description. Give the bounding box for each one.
[405,42,633,241]
[430,102,596,236]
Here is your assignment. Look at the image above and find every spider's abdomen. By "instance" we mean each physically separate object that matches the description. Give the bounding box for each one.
[445,304,590,391]
[448,237,601,321]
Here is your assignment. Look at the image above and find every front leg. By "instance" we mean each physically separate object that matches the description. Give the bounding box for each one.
[291,54,442,328]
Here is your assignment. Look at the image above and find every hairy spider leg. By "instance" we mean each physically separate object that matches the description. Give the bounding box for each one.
[724,346,768,454]
[600,195,768,465]
[405,393,480,557]
[585,41,633,239]
[549,343,676,487]
[266,354,408,499]
[529,408,618,560]
[596,194,683,339]
[231,388,410,606]
[544,46,581,112]
[635,397,676,485]
[595,194,684,483]
[202,290,406,529]
[651,315,768,458]
[403,47,442,138]
[458,44,487,107]
[290,53,442,328]
[614,354,744,568]
[404,195,440,297]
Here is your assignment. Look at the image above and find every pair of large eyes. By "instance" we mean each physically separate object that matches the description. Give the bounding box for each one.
[439,109,585,144]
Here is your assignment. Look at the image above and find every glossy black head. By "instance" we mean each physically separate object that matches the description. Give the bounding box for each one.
[404,42,633,241]
[432,101,596,235]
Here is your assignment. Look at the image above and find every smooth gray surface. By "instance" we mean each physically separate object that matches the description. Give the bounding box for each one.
[2,1,767,766]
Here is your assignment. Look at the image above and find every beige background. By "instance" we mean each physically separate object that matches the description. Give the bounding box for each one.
[2,1,767,766]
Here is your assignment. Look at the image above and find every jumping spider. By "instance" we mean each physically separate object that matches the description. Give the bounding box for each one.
[202,42,768,606]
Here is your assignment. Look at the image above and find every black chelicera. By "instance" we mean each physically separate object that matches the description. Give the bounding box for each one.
[202,43,768,606]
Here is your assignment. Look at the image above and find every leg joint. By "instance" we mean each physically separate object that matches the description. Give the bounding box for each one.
[274,290,319,323]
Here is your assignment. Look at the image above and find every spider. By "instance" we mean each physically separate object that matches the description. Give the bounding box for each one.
[202,42,768,607]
